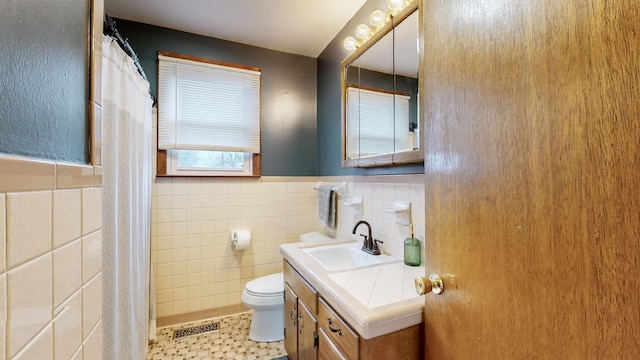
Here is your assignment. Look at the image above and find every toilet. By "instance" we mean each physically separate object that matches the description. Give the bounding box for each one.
[242,231,331,342]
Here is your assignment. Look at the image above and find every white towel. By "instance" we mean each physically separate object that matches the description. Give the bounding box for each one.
[317,185,337,230]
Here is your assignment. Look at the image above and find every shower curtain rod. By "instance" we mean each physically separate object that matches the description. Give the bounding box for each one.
[104,14,148,82]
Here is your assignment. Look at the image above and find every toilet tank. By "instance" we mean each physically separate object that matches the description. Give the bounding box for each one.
[299,231,333,242]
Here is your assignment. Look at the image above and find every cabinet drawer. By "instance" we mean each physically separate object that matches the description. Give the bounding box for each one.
[318,327,347,360]
[318,298,359,360]
[284,260,317,314]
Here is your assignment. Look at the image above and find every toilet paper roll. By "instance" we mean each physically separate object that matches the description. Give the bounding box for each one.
[233,230,251,250]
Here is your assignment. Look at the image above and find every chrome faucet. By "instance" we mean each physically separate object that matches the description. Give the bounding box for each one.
[352,220,383,255]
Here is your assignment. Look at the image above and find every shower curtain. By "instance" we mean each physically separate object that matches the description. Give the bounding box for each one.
[102,36,153,360]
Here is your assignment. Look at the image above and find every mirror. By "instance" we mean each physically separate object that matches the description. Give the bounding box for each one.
[341,2,421,168]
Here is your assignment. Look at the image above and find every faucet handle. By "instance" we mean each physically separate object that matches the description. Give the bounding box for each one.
[372,239,383,253]
[359,234,370,250]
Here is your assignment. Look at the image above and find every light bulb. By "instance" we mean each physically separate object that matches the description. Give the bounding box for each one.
[343,37,357,51]
[355,24,371,40]
[387,0,405,13]
[369,9,387,29]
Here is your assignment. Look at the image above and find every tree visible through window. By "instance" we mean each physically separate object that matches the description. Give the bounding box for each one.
[175,150,245,169]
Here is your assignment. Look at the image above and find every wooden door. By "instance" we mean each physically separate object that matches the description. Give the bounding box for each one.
[298,302,318,360]
[284,284,298,360]
[422,0,640,358]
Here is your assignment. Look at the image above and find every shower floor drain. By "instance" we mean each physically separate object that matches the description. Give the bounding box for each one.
[173,322,220,339]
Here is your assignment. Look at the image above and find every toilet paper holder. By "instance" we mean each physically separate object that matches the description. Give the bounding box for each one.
[231,230,251,249]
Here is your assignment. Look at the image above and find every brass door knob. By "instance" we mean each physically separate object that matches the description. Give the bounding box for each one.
[415,274,444,295]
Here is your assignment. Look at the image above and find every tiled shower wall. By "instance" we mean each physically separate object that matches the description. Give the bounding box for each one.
[151,174,425,323]
[0,156,103,360]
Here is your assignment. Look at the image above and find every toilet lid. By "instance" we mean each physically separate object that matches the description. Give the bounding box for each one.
[245,272,284,295]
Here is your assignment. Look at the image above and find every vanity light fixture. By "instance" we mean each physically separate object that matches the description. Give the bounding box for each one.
[387,0,406,15]
[343,0,415,51]
[343,36,358,51]
[355,23,372,41]
[369,9,387,29]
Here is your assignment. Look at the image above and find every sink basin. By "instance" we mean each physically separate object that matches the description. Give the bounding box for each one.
[302,242,397,271]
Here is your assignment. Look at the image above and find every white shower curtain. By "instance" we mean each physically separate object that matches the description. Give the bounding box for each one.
[102,36,153,360]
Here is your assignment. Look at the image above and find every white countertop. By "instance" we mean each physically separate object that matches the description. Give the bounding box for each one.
[280,240,424,339]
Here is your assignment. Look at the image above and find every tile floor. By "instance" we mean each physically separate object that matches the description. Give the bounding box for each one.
[146,312,287,360]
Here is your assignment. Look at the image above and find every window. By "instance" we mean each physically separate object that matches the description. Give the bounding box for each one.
[157,52,261,176]
[345,87,409,159]
[167,150,253,176]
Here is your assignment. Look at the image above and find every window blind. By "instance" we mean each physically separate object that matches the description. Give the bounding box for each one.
[346,87,410,158]
[158,54,261,153]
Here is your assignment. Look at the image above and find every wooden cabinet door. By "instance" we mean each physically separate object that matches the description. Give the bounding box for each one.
[297,301,317,360]
[284,283,298,360]
[422,0,640,358]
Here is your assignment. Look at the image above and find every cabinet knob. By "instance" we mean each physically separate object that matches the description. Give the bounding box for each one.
[415,274,444,295]
[290,307,297,322]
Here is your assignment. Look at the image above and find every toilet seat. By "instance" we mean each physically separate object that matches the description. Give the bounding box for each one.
[244,272,283,297]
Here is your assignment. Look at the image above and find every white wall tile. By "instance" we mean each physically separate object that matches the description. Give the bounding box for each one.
[156,276,172,291]
[156,302,172,317]
[12,323,53,360]
[0,273,6,359]
[7,254,52,358]
[52,189,82,248]
[6,191,52,269]
[170,178,187,195]
[82,319,103,360]
[396,184,411,202]
[173,300,188,314]
[53,240,82,307]
[410,183,425,204]
[53,290,82,360]
[187,298,201,312]
[154,178,172,196]
[156,289,172,304]
[82,230,102,282]
[71,347,83,360]
[81,188,102,236]
[82,273,102,338]
[0,194,5,274]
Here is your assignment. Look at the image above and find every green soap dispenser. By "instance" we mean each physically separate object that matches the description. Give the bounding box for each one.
[404,224,421,266]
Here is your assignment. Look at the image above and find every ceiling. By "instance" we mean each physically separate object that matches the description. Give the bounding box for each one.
[105,0,368,58]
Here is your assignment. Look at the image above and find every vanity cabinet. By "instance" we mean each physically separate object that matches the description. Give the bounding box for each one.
[284,260,422,360]
[284,261,318,360]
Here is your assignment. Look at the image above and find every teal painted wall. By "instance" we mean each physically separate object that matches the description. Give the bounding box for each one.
[0,0,89,163]
[317,0,424,176]
[113,19,318,176]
